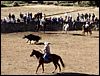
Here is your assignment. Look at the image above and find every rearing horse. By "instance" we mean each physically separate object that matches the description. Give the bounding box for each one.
[30,49,65,73]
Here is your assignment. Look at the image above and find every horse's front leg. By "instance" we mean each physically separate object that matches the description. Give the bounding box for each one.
[36,63,41,74]
[42,63,44,73]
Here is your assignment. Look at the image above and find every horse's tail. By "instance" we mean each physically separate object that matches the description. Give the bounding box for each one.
[59,57,65,68]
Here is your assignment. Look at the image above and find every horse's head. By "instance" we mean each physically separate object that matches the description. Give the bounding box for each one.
[30,49,43,59]
[30,49,36,57]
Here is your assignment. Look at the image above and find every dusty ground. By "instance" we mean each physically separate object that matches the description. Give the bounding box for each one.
[1,31,99,75]
[1,5,99,75]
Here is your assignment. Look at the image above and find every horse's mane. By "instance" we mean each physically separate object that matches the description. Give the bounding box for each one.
[33,49,60,60]
[33,49,43,59]
[34,50,43,54]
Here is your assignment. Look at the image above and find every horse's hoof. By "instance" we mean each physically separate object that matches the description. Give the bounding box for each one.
[52,71,55,73]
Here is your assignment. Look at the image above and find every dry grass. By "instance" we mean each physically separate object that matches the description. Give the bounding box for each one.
[1,5,99,20]
[1,31,99,75]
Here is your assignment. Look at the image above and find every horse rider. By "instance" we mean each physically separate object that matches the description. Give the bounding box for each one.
[85,21,89,28]
[42,42,51,61]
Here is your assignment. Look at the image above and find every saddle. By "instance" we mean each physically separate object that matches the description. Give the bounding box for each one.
[43,54,52,62]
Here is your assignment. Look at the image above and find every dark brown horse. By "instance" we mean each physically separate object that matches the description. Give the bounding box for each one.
[82,22,93,36]
[30,49,65,73]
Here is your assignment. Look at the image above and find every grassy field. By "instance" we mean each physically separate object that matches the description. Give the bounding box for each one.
[1,31,99,75]
[1,5,99,75]
[1,5,99,20]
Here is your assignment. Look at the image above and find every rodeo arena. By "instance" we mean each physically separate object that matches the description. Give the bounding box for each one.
[1,5,99,75]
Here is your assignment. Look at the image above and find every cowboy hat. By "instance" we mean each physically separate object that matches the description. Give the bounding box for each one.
[44,42,50,45]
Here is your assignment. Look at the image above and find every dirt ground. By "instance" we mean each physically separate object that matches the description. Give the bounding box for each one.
[1,5,99,75]
[1,31,99,75]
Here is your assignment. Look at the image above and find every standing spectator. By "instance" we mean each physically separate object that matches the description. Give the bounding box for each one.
[8,13,12,20]
[12,14,15,20]
[3,17,7,23]
[81,13,84,21]
[12,14,16,23]
[89,13,91,20]
[27,16,30,24]
[20,12,23,19]
[4,17,8,23]
[68,15,72,22]
[30,12,32,19]
[78,13,80,16]
[68,15,73,30]
[64,16,68,23]
[27,12,32,22]
[85,13,88,20]
[38,12,42,19]
[23,13,27,24]
[17,18,20,23]
[92,13,95,21]
[95,17,99,29]
[77,13,80,21]
[58,16,63,24]
[42,13,46,18]
[64,13,69,23]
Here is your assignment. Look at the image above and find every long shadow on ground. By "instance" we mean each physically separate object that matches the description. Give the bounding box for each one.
[44,32,84,36]
[36,42,44,45]
[45,32,63,34]
[71,33,85,36]
[72,34,99,38]
[91,36,99,38]
[53,72,98,76]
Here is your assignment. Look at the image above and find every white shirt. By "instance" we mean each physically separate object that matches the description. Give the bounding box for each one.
[85,23,89,28]
[43,44,50,54]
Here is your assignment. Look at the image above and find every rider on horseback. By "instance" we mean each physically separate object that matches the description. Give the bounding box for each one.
[43,42,51,61]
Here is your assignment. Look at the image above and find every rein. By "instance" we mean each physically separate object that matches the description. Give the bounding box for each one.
[34,51,43,59]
